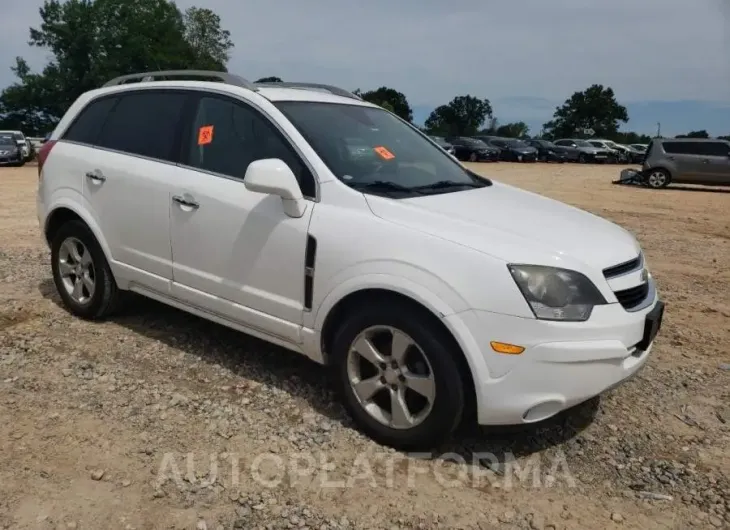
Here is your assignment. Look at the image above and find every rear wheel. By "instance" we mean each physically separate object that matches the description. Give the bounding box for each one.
[578,153,587,164]
[332,303,465,450]
[645,168,671,189]
[51,220,121,319]
[469,152,478,162]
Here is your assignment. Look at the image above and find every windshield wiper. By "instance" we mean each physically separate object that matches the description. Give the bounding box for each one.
[412,180,485,192]
[347,180,422,194]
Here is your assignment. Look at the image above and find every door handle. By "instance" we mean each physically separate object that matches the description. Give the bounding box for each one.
[85,170,106,182]
[172,195,199,209]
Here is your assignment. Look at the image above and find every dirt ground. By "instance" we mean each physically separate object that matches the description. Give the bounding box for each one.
[1,162,728,530]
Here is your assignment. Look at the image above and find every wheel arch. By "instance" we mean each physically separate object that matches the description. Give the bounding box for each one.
[44,203,114,270]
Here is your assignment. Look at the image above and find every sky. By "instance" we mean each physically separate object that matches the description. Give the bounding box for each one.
[1,0,729,136]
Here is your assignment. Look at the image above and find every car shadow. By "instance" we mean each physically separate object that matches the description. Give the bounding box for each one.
[38,279,596,465]
[667,185,730,194]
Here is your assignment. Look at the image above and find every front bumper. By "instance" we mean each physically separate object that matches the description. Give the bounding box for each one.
[446,292,662,426]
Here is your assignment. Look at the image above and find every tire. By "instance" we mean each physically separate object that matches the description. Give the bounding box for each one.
[468,152,477,162]
[332,303,465,450]
[578,153,587,164]
[51,220,121,320]
[644,168,671,189]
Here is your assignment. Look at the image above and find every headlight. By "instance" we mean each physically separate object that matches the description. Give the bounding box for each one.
[508,265,607,321]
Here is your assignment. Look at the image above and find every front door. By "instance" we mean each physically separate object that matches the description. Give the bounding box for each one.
[169,93,317,344]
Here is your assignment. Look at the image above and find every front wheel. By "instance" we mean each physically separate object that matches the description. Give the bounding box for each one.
[468,152,478,162]
[578,153,587,164]
[332,304,465,450]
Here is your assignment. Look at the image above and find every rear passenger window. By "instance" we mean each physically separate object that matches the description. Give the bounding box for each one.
[96,91,187,162]
[63,96,118,145]
[699,142,730,157]
[185,95,316,197]
[663,142,702,155]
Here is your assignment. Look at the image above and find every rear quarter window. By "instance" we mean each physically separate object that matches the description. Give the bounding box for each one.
[63,96,119,145]
[662,142,702,155]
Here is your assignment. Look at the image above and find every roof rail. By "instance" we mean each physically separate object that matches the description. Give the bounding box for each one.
[254,81,361,100]
[102,70,258,91]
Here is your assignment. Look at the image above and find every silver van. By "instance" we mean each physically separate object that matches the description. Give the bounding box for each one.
[642,138,730,188]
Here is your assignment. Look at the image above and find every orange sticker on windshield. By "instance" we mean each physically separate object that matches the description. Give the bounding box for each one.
[373,146,395,160]
[198,125,214,145]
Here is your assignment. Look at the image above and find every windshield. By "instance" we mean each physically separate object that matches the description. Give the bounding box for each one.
[275,102,489,196]
[505,139,527,147]
[463,137,487,146]
[0,136,15,146]
[574,140,592,147]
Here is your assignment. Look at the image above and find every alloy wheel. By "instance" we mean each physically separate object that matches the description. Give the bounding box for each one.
[647,171,667,188]
[58,236,96,304]
[346,326,436,430]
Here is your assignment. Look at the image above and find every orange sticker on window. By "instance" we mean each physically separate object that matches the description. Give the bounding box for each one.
[373,146,395,160]
[198,125,214,145]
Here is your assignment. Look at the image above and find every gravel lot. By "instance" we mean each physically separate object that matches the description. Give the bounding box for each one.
[1,162,728,530]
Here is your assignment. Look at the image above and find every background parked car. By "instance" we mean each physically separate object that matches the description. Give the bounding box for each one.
[0,134,25,167]
[524,139,568,162]
[623,144,646,164]
[588,140,623,163]
[630,143,648,153]
[0,130,31,161]
[445,136,500,162]
[642,138,730,188]
[602,140,634,164]
[429,135,456,156]
[476,136,538,162]
[554,139,611,163]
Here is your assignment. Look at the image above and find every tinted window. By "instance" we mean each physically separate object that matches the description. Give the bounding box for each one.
[186,95,315,197]
[97,91,187,162]
[555,140,569,146]
[663,142,703,155]
[698,142,730,157]
[63,96,118,144]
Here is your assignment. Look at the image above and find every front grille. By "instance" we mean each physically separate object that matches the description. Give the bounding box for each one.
[614,283,649,310]
[603,254,642,279]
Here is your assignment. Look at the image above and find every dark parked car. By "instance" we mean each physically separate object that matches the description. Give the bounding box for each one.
[524,139,568,162]
[429,135,456,156]
[0,134,24,166]
[446,136,500,162]
[477,136,538,162]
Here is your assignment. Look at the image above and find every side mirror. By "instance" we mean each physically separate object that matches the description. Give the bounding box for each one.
[244,158,306,218]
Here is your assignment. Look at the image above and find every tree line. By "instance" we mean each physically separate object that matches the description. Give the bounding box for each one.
[1,0,727,145]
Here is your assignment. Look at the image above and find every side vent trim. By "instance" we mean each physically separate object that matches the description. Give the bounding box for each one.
[304,235,317,311]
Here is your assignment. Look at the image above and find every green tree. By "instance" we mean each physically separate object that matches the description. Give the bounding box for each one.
[424,95,492,136]
[355,87,412,122]
[675,130,709,138]
[183,7,233,70]
[255,76,283,83]
[495,121,530,138]
[718,135,730,141]
[542,84,628,139]
[0,0,233,134]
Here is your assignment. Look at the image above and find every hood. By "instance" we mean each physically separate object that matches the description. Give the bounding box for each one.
[364,181,640,271]
[513,146,537,154]
[578,146,603,153]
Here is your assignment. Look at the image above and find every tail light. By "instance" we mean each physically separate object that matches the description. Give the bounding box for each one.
[37,140,57,178]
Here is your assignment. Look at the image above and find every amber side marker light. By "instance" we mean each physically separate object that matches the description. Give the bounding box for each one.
[490,341,525,355]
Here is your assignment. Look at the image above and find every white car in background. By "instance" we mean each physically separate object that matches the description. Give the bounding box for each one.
[36,70,664,449]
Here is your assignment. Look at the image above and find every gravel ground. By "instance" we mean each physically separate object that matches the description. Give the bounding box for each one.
[1,162,728,530]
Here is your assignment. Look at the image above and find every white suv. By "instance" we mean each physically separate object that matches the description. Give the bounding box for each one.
[36,70,664,449]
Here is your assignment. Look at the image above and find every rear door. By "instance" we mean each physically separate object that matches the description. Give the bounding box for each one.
[697,141,730,184]
[662,141,707,183]
[76,89,189,292]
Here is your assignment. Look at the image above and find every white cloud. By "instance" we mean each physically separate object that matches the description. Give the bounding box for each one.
[1,0,728,108]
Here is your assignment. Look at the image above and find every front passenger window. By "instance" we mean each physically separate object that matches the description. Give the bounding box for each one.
[187,96,316,197]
